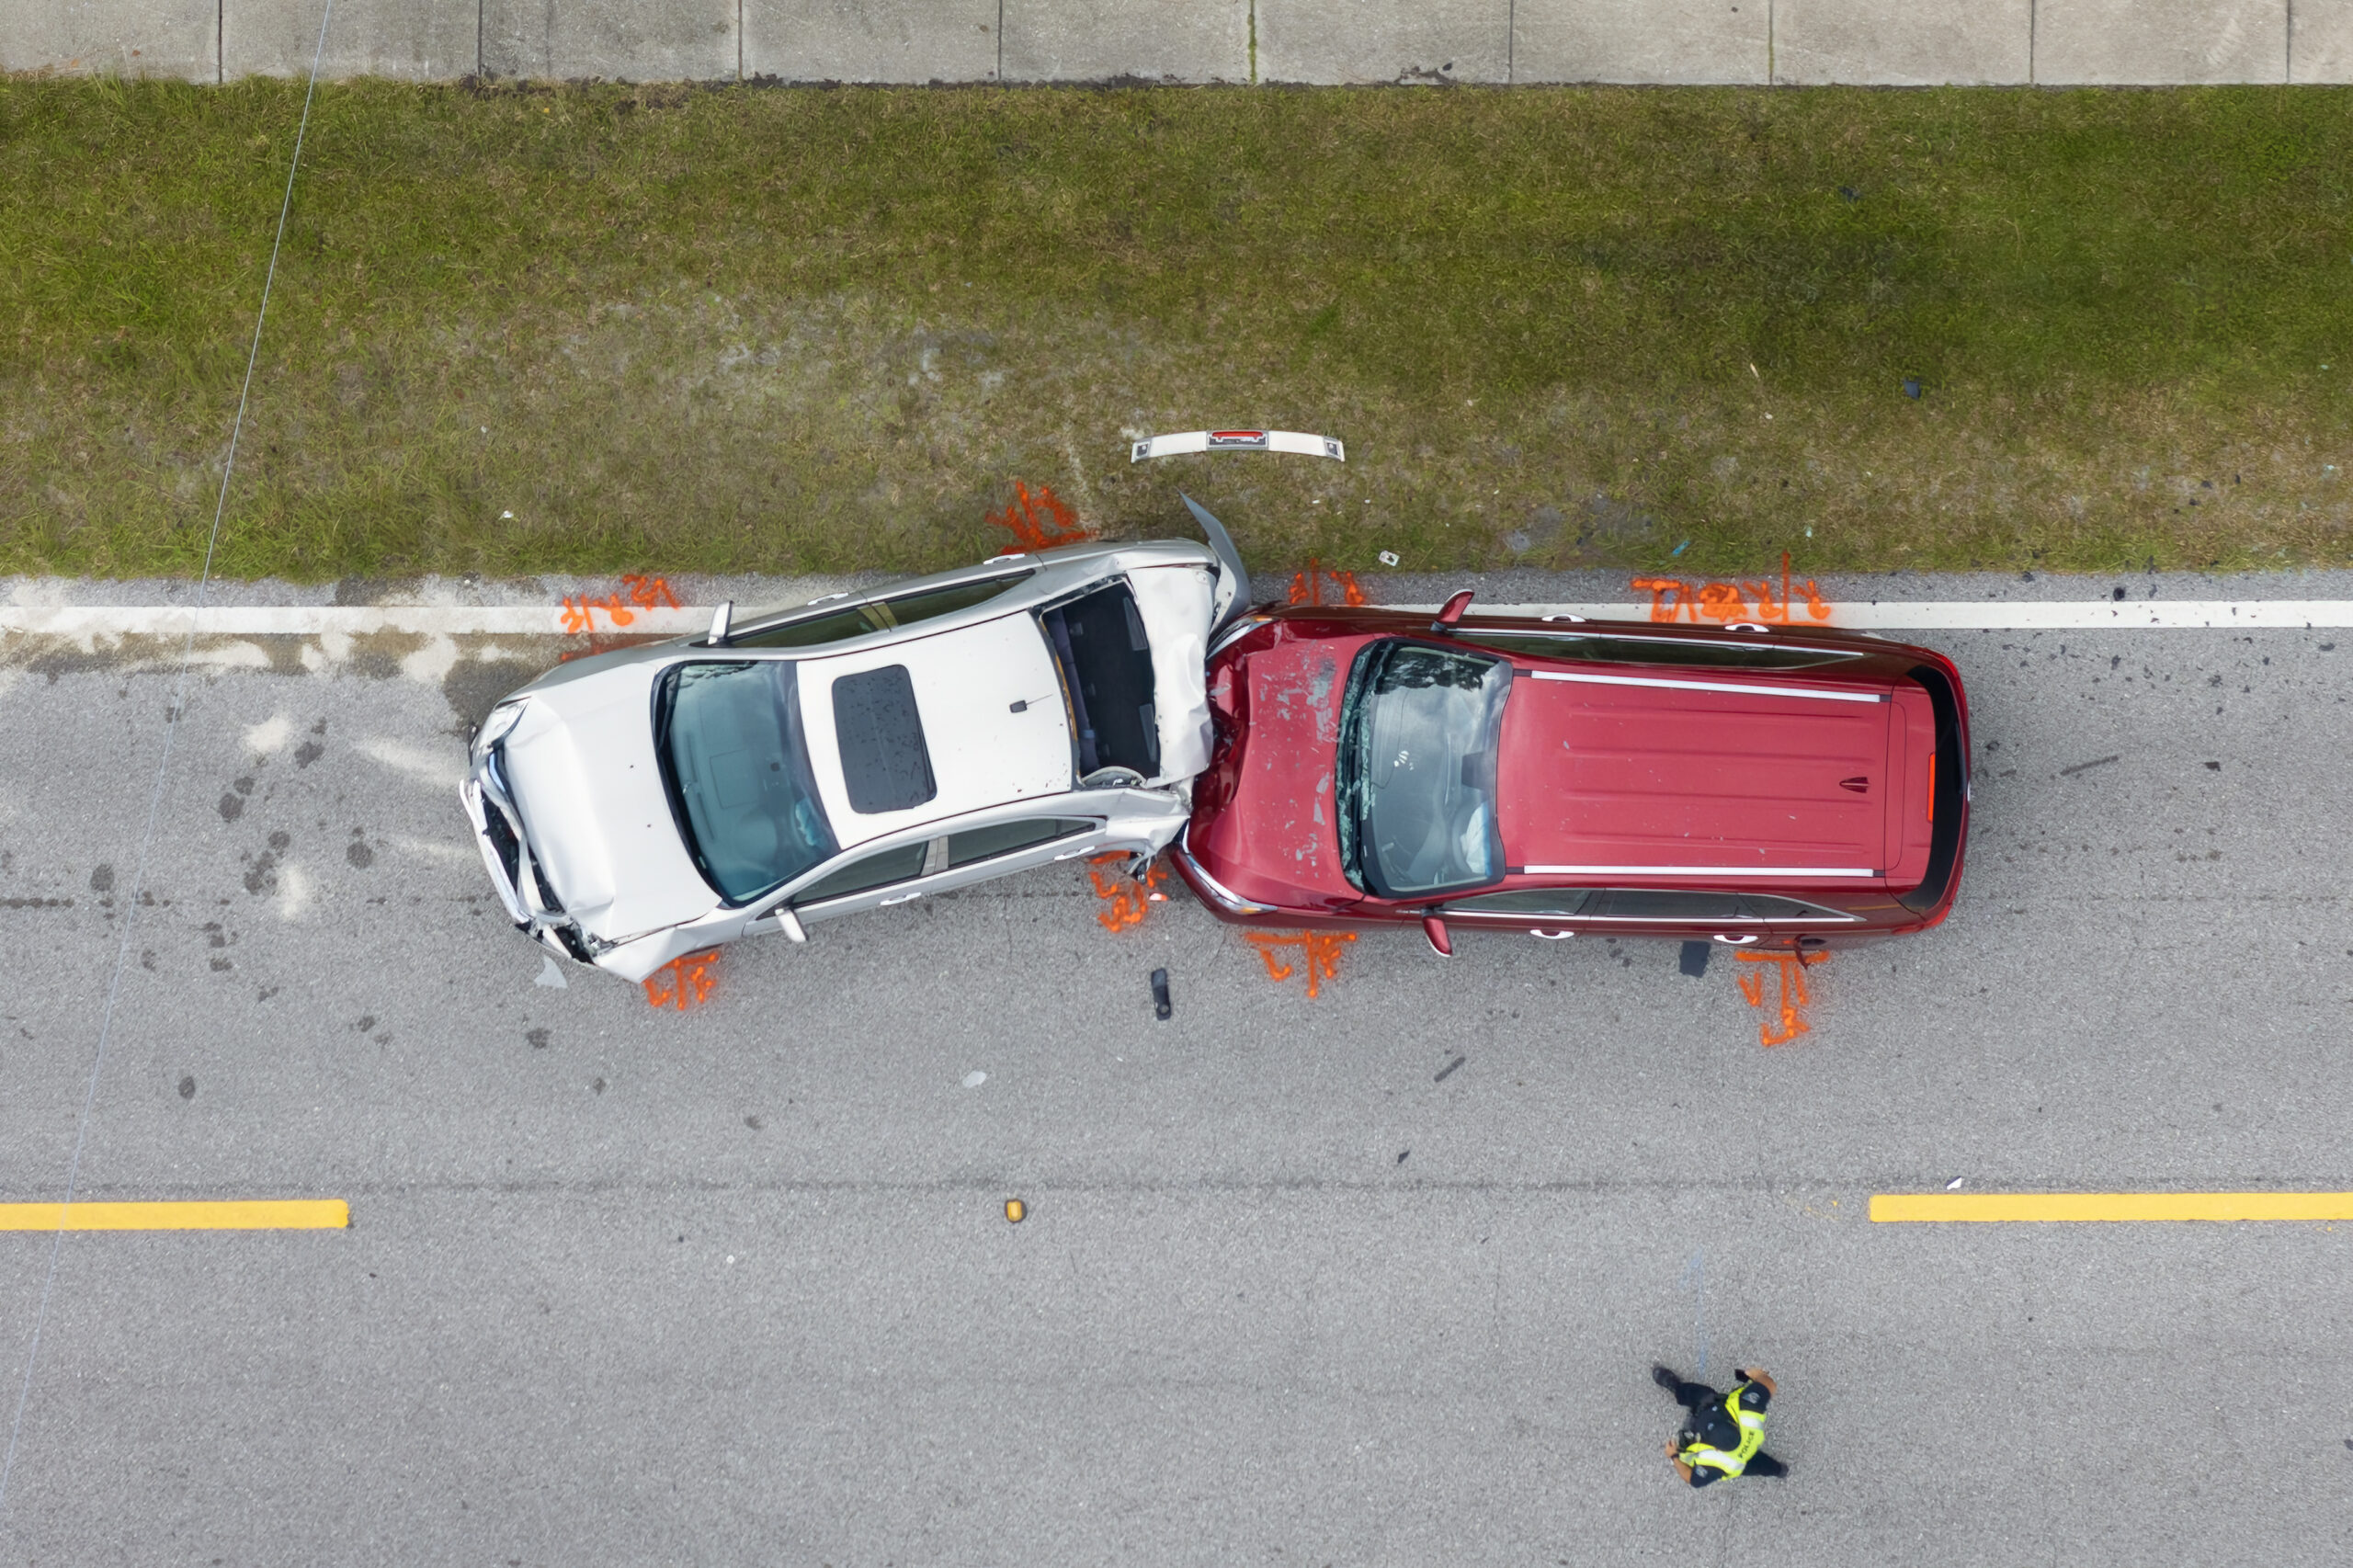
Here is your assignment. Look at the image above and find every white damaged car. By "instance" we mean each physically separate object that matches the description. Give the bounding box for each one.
[460,526,1248,982]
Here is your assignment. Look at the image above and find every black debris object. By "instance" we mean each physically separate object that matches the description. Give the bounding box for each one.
[1397,1149,1410,1164]
[1902,377,1923,399]
[1679,940,1711,979]
[1837,186,1860,201]
[1435,1054,1466,1083]
[2204,760,2222,771]
[1150,967,1172,1021]
[2111,585,2127,600]
[2058,755,2120,777]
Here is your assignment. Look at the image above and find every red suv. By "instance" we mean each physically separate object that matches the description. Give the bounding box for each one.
[1170,596,1970,957]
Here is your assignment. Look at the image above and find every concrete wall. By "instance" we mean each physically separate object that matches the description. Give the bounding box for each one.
[6,0,2350,83]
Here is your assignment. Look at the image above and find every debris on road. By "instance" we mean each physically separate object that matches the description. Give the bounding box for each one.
[1151,968,1172,1020]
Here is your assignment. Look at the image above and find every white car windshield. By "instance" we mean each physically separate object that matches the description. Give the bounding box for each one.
[656,661,839,903]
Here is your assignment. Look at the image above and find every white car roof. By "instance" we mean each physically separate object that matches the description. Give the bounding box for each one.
[799,610,1074,853]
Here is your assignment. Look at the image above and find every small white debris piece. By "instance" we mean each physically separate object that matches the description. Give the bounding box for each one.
[535,955,569,989]
[725,1255,735,1265]
[1378,551,1400,567]
[501,510,515,519]
[1946,1176,1965,1190]
[961,1071,987,1089]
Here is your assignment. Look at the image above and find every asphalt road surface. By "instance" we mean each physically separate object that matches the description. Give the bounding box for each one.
[2,574,2349,1565]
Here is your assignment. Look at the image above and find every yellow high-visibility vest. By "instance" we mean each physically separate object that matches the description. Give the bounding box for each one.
[1679,1383,1768,1478]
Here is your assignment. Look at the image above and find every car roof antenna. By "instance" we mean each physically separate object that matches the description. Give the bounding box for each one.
[1178,492,1253,635]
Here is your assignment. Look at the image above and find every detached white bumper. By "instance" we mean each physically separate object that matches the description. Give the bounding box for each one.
[1131,429,1345,462]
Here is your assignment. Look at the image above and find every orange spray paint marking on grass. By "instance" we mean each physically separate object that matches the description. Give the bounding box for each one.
[1086,854,1168,932]
[1633,553,1832,626]
[642,949,720,1011]
[1288,560,1367,608]
[1245,930,1358,998]
[1734,949,1825,1047]
[990,482,1096,551]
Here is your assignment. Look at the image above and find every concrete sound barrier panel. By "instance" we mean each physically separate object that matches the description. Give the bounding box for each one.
[2,0,217,80]
[745,0,1001,81]
[483,0,739,80]
[2034,0,2287,82]
[1771,0,2030,83]
[2290,0,2353,80]
[225,0,478,80]
[1000,0,1249,82]
[1511,0,1767,84]
[1256,0,1510,84]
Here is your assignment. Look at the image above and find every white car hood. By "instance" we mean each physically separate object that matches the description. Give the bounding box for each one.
[499,663,719,943]
[1127,563,1216,784]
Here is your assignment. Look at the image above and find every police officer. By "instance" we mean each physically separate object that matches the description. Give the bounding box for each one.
[1653,1364,1787,1485]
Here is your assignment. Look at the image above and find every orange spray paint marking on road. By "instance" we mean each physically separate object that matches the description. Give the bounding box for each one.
[990,482,1096,551]
[1288,560,1367,608]
[559,594,638,634]
[560,576,680,653]
[642,949,720,1011]
[1632,553,1832,626]
[1086,854,1167,932]
[1734,949,1825,1047]
[1245,930,1358,998]
[620,574,681,611]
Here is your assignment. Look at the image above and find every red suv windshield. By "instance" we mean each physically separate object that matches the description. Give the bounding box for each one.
[1336,641,1514,899]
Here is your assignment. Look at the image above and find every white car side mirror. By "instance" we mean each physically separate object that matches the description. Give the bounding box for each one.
[708,600,733,645]
[772,905,806,944]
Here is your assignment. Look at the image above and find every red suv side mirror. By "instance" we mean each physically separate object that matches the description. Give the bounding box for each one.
[1422,915,1453,958]
[1432,589,1475,631]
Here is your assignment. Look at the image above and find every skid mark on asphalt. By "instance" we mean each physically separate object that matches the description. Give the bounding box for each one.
[1735,949,1826,1046]
[642,949,720,1010]
[1245,930,1357,998]
[1633,554,1833,625]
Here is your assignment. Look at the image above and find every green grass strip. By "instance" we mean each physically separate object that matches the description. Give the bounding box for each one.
[1,79,2348,581]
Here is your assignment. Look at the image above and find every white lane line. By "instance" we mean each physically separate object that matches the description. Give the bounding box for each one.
[4,599,2351,638]
[0,606,706,636]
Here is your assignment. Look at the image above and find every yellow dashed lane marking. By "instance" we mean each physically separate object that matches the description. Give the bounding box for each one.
[0,1200,347,1231]
[1872,1192,2353,1222]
